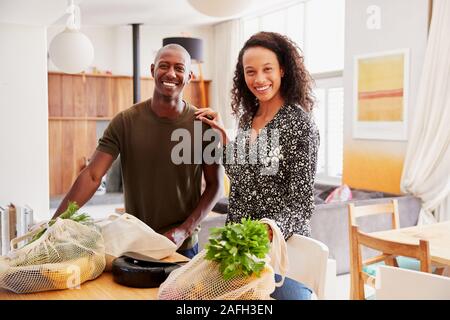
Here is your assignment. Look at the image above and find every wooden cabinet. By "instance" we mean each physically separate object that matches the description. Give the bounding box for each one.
[48,72,211,196]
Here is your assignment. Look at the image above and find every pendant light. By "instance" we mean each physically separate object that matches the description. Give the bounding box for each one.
[187,0,254,17]
[48,0,94,74]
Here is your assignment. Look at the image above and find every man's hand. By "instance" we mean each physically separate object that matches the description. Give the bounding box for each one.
[163,227,189,248]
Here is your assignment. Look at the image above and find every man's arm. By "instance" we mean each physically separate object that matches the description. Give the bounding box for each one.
[164,163,224,247]
[52,150,115,219]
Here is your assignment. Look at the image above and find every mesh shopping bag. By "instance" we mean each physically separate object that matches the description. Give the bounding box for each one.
[157,218,288,300]
[95,213,177,271]
[0,218,105,293]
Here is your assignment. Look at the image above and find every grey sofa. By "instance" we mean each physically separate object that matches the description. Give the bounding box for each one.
[198,186,421,275]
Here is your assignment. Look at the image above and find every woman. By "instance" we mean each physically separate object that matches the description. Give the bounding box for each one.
[196,32,319,300]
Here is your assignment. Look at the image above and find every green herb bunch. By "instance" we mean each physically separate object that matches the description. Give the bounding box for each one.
[29,201,92,243]
[205,218,270,280]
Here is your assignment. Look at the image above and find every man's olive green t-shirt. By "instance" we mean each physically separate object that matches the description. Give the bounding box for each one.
[97,98,209,250]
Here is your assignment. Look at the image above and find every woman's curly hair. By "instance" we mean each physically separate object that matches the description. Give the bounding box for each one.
[231,31,315,124]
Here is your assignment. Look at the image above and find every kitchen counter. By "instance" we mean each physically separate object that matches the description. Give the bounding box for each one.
[0,253,188,300]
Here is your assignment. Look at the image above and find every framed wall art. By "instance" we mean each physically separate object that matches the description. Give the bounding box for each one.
[353,49,410,140]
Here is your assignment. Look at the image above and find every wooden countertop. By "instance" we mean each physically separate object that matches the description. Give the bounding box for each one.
[0,253,188,300]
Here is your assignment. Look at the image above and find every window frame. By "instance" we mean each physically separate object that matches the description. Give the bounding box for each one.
[312,71,344,186]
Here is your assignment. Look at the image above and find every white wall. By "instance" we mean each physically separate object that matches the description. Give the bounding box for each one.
[47,25,215,79]
[0,24,49,222]
[342,0,429,194]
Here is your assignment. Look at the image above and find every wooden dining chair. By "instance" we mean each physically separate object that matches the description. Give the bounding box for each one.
[348,200,432,300]
[349,225,431,300]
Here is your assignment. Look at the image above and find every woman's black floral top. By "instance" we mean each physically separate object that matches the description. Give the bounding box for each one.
[222,104,320,239]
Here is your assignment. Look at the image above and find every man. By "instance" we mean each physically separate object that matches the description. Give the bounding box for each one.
[53,44,224,258]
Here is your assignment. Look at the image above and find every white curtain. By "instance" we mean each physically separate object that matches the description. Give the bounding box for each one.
[212,19,243,136]
[401,0,450,223]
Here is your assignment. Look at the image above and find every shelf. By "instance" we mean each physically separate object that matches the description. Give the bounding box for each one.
[48,71,210,82]
[48,71,150,80]
[49,117,113,121]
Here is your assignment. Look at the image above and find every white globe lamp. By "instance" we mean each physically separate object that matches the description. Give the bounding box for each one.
[49,29,94,74]
[48,0,94,74]
[188,0,254,18]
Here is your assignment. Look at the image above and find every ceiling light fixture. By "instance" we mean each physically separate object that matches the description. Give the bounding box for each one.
[48,0,94,74]
[187,0,254,18]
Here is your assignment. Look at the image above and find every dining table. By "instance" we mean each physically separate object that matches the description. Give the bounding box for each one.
[369,220,450,268]
[0,252,188,300]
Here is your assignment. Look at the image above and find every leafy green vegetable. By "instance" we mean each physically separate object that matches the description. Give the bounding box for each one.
[29,201,92,243]
[204,218,270,280]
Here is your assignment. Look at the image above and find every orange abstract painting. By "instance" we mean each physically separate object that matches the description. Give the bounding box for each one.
[353,49,409,141]
[357,53,405,122]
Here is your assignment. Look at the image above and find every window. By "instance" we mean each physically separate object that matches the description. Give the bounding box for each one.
[241,0,344,73]
[242,16,259,42]
[313,75,344,183]
[304,0,345,73]
[242,2,304,47]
